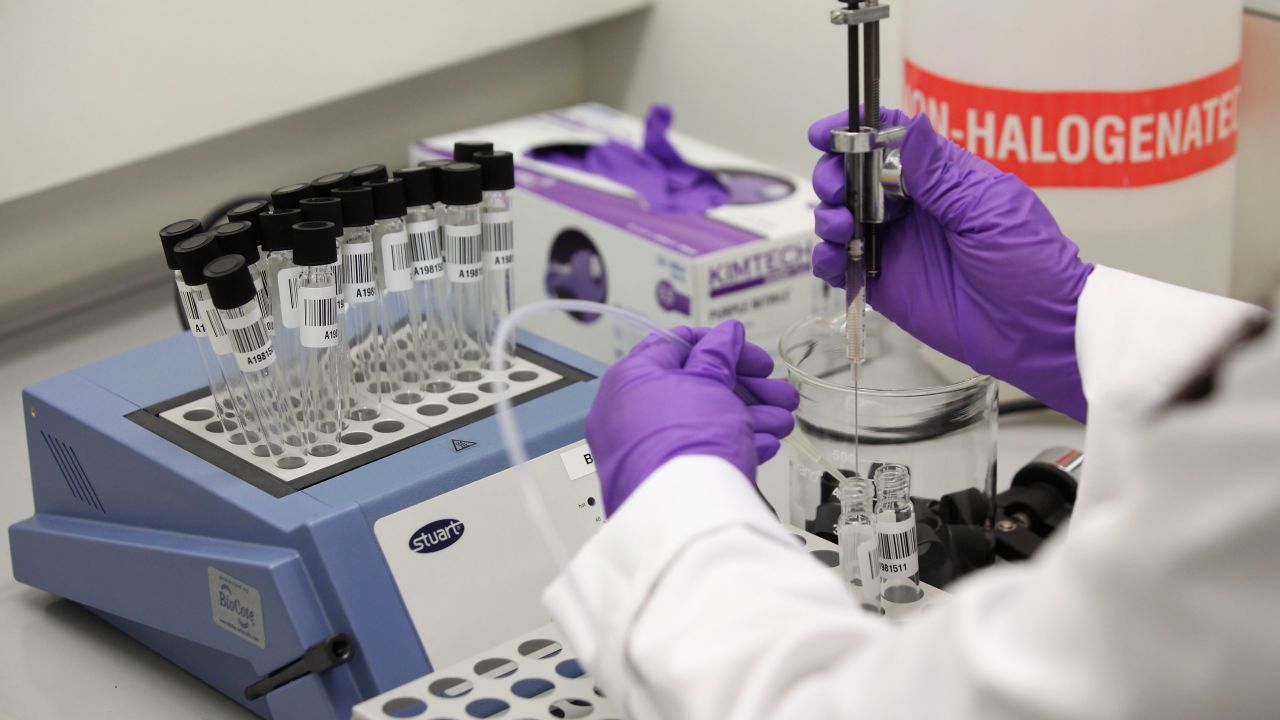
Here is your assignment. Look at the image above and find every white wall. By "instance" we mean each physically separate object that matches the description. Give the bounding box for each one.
[1233,12,1280,304]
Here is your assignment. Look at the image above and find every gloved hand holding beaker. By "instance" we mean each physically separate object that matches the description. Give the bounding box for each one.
[586,320,799,515]
[809,108,1094,422]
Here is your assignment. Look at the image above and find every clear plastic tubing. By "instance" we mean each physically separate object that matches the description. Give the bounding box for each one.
[257,209,304,395]
[366,178,424,404]
[475,151,517,366]
[291,221,347,457]
[300,195,349,314]
[874,463,922,607]
[172,234,263,448]
[440,162,488,381]
[332,186,384,420]
[160,219,237,430]
[395,165,454,393]
[204,254,308,469]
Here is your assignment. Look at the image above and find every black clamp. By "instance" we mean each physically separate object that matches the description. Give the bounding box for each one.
[244,633,355,701]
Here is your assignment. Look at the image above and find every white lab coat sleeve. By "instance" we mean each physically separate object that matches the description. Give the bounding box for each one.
[547,305,1280,720]
[1073,265,1267,511]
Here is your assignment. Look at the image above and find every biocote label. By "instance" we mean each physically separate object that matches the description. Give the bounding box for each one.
[208,567,266,649]
[903,60,1241,187]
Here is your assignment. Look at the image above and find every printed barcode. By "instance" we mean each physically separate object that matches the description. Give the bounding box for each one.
[180,288,200,321]
[483,220,514,253]
[878,526,917,561]
[207,307,227,337]
[389,242,409,272]
[230,321,269,356]
[445,228,482,266]
[410,227,441,263]
[304,296,335,328]
[345,251,373,285]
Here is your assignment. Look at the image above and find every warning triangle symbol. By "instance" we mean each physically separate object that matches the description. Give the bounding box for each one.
[451,438,477,453]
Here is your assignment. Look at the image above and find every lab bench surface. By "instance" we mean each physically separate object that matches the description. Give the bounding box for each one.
[0,283,1085,720]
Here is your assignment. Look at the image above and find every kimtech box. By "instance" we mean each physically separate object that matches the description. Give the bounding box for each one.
[411,102,831,363]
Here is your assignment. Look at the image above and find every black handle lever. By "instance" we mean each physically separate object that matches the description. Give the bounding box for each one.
[244,633,355,701]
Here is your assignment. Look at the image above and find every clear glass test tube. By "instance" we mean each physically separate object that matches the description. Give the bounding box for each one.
[173,234,264,449]
[205,255,307,469]
[300,196,348,315]
[367,178,425,404]
[475,151,516,366]
[440,162,487,381]
[257,209,304,396]
[292,221,347,457]
[835,477,881,614]
[332,186,383,420]
[874,463,923,609]
[161,220,237,430]
[395,165,454,394]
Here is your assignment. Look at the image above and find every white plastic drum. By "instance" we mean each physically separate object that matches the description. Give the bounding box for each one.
[903,0,1243,294]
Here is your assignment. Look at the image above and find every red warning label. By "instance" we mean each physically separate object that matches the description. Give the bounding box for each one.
[903,60,1241,188]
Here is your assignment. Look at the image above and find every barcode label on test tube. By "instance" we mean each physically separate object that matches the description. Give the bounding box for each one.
[876,516,918,578]
[444,224,483,284]
[380,230,413,292]
[176,280,207,336]
[253,267,275,336]
[223,305,276,372]
[408,219,444,281]
[277,266,303,329]
[199,296,234,355]
[343,243,377,303]
[299,285,339,348]
[482,212,514,272]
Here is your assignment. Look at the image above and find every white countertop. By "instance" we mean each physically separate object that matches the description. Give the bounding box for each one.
[0,285,1085,719]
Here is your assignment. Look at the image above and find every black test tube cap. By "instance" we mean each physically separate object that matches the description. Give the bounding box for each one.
[331,186,375,227]
[365,178,407,220]
[473,151,515,192]
[439,162,483,206]
[292,221,339,266]
[349,164,389,186]
[454,141,493,163]
[203,255,257,310]
[310,171,352,195]
[259,208,302,252]
[299,196,344,229]
[226,199,270,246]
[270,182,314,211]
[172,232,221,286]
[213,221,261,265]
[393,166,437,207]
[159,218,203,270]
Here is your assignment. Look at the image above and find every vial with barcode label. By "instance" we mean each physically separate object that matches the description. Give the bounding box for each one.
[204,254,308,469]
[440,162,488,381]
[172,234,263,448]
[292,221,347,456]
[332,186,384,420]
[835,477,882,614]
[475,151,516,366]
[395,165,455,393]
[874,463,923,608]
[366,178,425,404]
[259,209,305,399]
[161,220,237,431]
[300,196,348,313]
[213,221,276,338]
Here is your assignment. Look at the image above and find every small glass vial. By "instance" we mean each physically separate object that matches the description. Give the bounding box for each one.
[440,162,487,381]
[395,165,454,393]
[332,186,384,421]
[291,221,347,457]
[204,254,307,470]
[874,463,923,609]
[474,150,516,366]
[367,178,425,404]
[213,221,275,337]
[300,196,348,314]
[172,234,263,449]
[835,477,881,614]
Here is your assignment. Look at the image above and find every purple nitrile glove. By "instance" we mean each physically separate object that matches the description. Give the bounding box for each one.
[586,320,800,516]
[529,104,729,214]
[809,108,1094,422]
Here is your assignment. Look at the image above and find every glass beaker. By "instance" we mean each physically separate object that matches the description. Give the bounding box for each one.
[780,311,998,589]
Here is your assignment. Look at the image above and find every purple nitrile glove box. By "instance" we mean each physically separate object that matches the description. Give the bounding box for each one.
[411,102,826,363]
